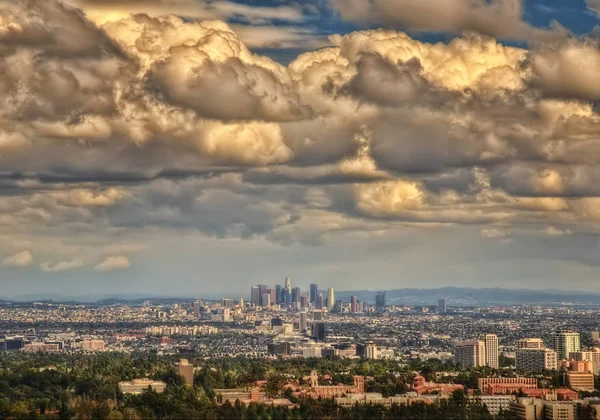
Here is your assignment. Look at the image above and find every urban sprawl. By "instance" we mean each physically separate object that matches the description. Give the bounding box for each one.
[2,278,600,419]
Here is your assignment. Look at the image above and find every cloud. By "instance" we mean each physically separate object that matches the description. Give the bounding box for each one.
[529,41,600,101]
[4,0,600,293]
[40,258,85,272]
[480,228,508,238]
[587,0,600,15]
[94,255,130,271]
[3,250,33,267]
[330,0,567,42]
[542,226,573,236]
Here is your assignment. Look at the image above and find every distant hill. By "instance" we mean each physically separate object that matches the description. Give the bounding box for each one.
[5,287,600,306]
[332,287,600,306]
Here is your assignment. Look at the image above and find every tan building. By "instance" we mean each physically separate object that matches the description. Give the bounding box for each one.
[517,338,544,349]
[23,343,60,353]
[79,340,105,351]
[509,398,544,420]
[455,340,486,368]
[470,395,514,416]
[176,359,194,386]
[543,402,574,420]
[516,348,557,372]
[480,334,499,369]
[565,372,594,391]
[119,379,167,395]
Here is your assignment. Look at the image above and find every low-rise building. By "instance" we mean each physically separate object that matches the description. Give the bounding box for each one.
[118,379,167,395]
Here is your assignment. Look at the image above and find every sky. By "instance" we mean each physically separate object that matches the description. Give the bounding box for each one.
[2,0,600,298]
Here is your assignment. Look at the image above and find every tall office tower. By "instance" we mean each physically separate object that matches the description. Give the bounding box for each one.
[285,276,292,293]
[517,338,544,349]
[312,321,326,342]
[310,283,318,304]
[239,297,244,307]
[327,288,335,311]
[351,295,359,313]
[516,348,557,372]
[313,310,323,321]
[262,294,271,307]
[479,334,499,369]
[284,290,292,306]
[268,289,277,305]
[250,286,260,306]
[316,293,324,310]
[193,300,200,318]
[551,330,581,361]
[335,300,343,312]
[292,287,300,303]
[258,285,268,307]
[375,291,386,312]
[438,298,447,314]
[275,285,282,304]
[455,340,486,368]
[299,311,308,331]
[300,295,308,309]
[221,298,234,308]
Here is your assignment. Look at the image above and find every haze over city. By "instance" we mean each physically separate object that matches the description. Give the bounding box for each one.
[3,0,600,298]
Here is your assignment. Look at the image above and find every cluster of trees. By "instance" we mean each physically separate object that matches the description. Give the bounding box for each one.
[0,352,521,419]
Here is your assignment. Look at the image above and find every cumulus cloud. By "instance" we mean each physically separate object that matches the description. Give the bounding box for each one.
[3,250,33,267]
[2,0,600,278]
[480,228,508,238]
[94,255,130,271]
[330,0,567,42]
[40,258,85,272]
[529,41,600,100]
[542,226,573,236]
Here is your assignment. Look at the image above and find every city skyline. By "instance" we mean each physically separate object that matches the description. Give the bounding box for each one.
[4,0,600,297]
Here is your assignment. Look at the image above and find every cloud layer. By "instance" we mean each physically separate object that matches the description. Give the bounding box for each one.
[2,0,600,292]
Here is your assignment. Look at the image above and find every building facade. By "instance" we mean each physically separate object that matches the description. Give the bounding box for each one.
[455,340,486,368]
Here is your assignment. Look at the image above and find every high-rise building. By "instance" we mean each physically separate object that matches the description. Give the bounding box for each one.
[316,293,324,310]
[438,298,447,314]
[262,294,271,308]
[312,321,326,342]
[300,295,308,309]
[284,277,292,293]
[365,341,378,360]
[327,288,335,311]
[299,312,308,331]
[284,290,292,306]
[351,295,358,313]
[551,330,580,361]
[313,310,323,321]
[292,287,300,303]
[193,301,200,318]
[455,340,486,368]
[221,298,234,308]
[335,300,343,312]
[275,285,282,304]
[375,292,386,312]
[258,285,268,307]
[517,338,544,349]
[310,283,318,304]
[223,308,231,322]
[266,289,275,305]
[250,286,260,306]
[516,348,557,372]
[480,334,499,369]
